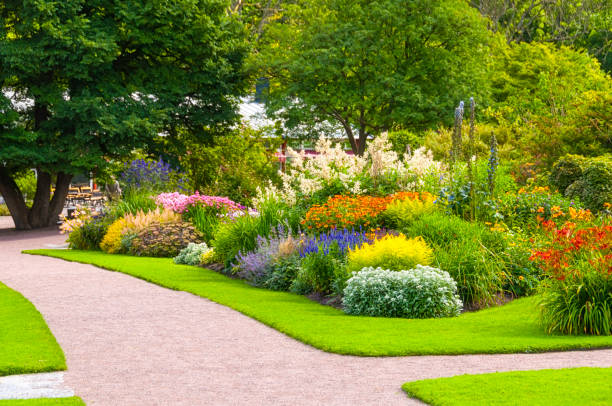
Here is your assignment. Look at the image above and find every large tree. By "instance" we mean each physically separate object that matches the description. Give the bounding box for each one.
[0,0,248,229]
[256,0,492,154]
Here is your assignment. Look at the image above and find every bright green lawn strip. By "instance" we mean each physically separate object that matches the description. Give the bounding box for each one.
[403,367,612,406]
[0,398,85,406]
[0,282,66,376]
[27,249,612,356]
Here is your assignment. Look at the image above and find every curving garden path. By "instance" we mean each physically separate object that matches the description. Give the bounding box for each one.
[0,224,611,405]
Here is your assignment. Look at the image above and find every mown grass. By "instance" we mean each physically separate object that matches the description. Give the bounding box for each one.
[0,282,66,376]
[27,249,612,356]
[403,367,612,405]
[0,399,84,406]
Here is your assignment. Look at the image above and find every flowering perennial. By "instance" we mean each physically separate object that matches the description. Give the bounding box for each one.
[299,228,372,258]
[301,195,394,231]
[530,221,612,279]
[255,133,443,206]
[156,192,245,214]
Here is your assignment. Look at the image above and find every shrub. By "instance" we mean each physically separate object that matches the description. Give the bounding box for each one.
[299,243,345,294]
[100,218,127,254]
[566,160,612,213]
[531,221,612,335]
[100,208,180,254]
[67,215,112,250]
[402,212,503,251]
[403,212,505,306]
[382,192,436,228]
[174,243,212,266]
[212,197,293,265]
[539,269,611,336]
[346,234,433,274]
[343,266,463,318]
[233,226,297,285]
[549,155,585,193]
[129,222,203,257]
[550,154,612,213]
[262,256,302,292]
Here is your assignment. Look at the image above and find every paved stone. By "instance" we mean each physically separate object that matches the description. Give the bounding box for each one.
[0,372,74,400]
[0,228,611,405]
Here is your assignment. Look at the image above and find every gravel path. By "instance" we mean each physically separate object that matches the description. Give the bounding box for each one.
[0,228,610,405]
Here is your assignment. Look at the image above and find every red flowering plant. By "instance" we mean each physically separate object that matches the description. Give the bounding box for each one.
[529,219,612,335]
[530,221,612,280]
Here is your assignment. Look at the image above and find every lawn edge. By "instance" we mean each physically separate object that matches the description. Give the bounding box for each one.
[25,249,612,358]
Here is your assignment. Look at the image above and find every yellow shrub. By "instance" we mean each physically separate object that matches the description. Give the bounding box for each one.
[100,218,127,253]
[383,193,436,228]
[123,208,180,233]
[347,234,433,273]
[100,208,180,254]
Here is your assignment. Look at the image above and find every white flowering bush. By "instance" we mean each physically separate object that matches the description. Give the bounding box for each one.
[255,133,444,206]
[343,265,463,318]
[173,242,213,266]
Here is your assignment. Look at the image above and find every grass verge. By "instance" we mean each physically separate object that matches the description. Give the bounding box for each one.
[0,399,84,406]
[402,367,612,405]
[27,249,612,356]
[0,282,66,376]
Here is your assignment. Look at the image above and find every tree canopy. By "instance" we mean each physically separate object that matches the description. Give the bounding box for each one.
[0,0,248,229]
[256,0,492,154]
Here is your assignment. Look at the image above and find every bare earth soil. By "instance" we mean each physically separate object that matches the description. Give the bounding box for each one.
[0,226,610,405]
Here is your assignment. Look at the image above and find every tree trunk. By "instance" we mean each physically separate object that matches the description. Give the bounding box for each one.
[356,125,368,156]
[0,169,72,230]
[28,170,52,228]
[48,173,72,226]
[0,168,31,229]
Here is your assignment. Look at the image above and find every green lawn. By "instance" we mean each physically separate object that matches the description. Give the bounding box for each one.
[0,399,84,406]
[28,249,612,356]
[0,282,66,376]
[403,367,612,405]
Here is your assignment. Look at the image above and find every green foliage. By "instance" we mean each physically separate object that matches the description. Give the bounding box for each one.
[262,256,302,292]
[14,171,37,203]
[182,126,280,206]
[403,213,505,306]
[0,204,9,216]
[130,222,203,258]
[549,155,586,193]
[67,216,112,251]
[182,205,221,244]
[212,197,292,265]
[565,158,612,213]
[540,269,611,336]
[343,265,463,318]
[549,154,612,212]
[472,0,612,72]
[30,250,612,356]
[107,190,158,218]
[387,130,423,155]
[299,243,344,294]
[382,195,436,229]
[173,243,212,266]
[487,41,612,166]
[257,0,491,152]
